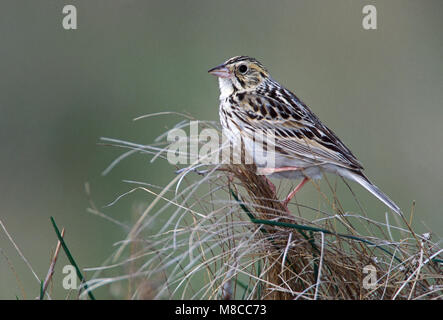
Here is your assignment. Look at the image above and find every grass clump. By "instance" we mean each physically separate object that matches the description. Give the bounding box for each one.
[85,114,443,300]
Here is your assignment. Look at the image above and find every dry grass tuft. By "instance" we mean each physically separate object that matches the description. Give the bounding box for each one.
[87,114,442,300]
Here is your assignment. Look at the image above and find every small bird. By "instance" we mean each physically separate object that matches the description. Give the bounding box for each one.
[209,56,402,216]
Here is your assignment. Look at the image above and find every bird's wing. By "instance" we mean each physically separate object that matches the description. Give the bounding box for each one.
[230,91,363,170]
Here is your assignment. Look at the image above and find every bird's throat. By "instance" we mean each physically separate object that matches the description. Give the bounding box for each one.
[218,77,235,100]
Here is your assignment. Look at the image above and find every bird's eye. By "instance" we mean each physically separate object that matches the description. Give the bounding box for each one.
[238,64,248,74]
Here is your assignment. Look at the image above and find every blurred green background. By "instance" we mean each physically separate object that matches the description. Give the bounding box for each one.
[0,0,442,299]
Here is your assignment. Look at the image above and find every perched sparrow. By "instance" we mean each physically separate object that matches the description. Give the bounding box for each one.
[209,56,402,216]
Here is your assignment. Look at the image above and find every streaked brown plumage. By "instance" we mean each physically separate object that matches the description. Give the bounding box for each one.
[209,56,402,215]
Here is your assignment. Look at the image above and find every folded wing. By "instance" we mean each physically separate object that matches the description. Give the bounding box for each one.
[230,91,363,171]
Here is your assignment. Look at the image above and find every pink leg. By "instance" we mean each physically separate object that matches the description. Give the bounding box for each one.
[256,166,300,176]
[257,166,300,198]
[283,177,309,207]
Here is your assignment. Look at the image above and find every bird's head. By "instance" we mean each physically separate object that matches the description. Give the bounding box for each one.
[208,56,270,97]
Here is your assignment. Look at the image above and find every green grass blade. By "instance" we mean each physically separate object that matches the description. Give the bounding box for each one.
[50,217,96,300]
[39,280,44,300]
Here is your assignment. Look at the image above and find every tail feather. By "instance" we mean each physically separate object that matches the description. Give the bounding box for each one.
[341,170,403,217]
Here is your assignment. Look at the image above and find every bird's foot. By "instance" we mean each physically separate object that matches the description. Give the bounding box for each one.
[282,177,310,208]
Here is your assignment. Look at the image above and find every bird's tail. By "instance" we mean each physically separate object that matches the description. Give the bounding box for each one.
[341,170,403,217]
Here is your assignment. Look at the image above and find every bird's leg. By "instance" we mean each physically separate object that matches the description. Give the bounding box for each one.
[256,166,301,175]
[283,177,309,207]
[256,166,309,212]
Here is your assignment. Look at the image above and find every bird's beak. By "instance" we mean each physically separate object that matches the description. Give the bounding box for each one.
[208,64,231,78]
